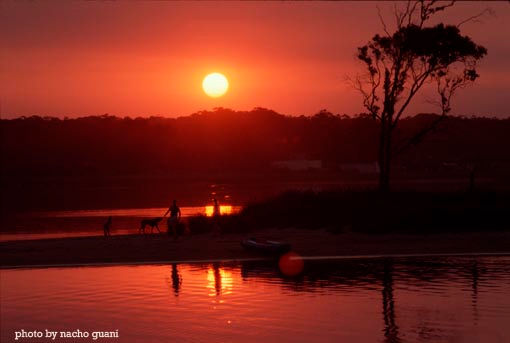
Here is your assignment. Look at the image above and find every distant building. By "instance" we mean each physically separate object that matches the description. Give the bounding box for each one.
[338,162,379,174]
[272,159,322,171]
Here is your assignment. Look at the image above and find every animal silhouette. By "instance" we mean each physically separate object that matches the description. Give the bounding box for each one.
[140,217,163,234]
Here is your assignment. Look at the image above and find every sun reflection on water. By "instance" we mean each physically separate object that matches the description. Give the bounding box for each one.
[2,258,510,342]
[207,264,234,297]
[204,205,234,217]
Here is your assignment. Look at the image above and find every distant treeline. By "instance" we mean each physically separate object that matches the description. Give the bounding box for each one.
[2,108,510,178]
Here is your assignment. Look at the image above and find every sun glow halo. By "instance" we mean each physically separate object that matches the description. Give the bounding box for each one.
[202,73,229,98]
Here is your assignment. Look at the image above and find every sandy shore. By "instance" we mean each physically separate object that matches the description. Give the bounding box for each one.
[1,229,510,268]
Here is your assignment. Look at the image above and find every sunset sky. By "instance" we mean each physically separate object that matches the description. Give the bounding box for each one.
[1,1,509,118]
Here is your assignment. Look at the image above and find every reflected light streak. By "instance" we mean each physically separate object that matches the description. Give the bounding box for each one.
[206,266,234,297]
[204,205,233,217]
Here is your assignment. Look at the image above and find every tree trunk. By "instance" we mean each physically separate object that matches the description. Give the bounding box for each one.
[384,122,392,192]
[378,117,392,193]
[378,117,387,192]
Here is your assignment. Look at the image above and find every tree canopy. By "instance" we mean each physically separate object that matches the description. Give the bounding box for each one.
[352,0,488,191]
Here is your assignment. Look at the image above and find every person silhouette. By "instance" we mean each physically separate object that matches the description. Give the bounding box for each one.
[212,198,222,235]
[212,198,221,217]
[164,200,181,238]
[103,216,112,237]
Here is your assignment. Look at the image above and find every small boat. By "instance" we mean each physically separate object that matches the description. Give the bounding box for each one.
[241,237,291,254]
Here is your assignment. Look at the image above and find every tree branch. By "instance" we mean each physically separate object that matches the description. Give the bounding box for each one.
[457,8,494,28]
[393,114,447,157]
[377,5,391,37]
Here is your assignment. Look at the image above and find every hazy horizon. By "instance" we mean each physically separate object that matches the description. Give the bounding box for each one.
[1,107,510,121]
[1,1,509,119]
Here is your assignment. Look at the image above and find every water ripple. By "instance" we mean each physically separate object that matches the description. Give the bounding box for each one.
[1,256,509,342]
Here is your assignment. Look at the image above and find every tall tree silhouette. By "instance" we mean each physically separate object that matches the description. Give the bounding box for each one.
[351,0,487,192]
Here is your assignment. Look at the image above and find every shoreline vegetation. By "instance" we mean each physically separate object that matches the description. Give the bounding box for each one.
[3,109,510,214]
[3,110,510,182]
[189,190,510,234]
[1,190,509,268]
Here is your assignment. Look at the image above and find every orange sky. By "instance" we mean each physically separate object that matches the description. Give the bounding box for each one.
[1,1,509,118]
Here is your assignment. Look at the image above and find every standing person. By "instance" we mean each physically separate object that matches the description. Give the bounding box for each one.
[212,198,221,235]
[103,216,112,237]
[164,200,181,238]
[212,198,221,217]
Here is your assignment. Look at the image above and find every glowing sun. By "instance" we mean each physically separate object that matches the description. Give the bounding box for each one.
[202,72,229,98]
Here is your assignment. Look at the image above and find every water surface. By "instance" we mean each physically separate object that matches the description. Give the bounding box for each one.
[0,206,241,242]
[2,256,510,342]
